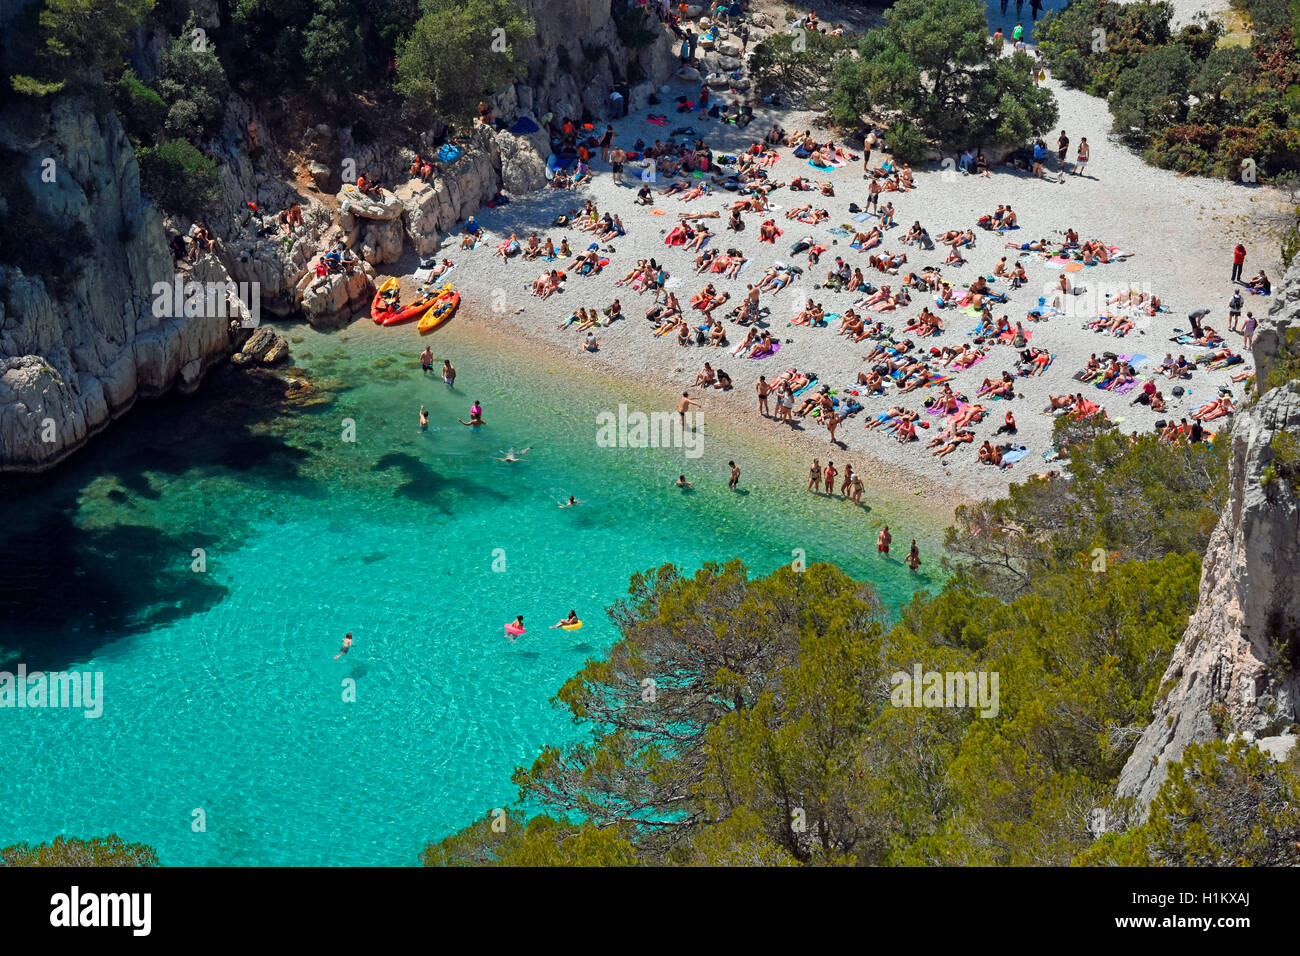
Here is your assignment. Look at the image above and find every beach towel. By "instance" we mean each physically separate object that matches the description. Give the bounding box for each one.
[807,160,835,171]
[1111,378,1139,395]
[828,227,851,238]
[853,212,874,222]
[508,116,541,135]
[750,342,781,359]
[792,377,820,397]
[1001,446,1031,465]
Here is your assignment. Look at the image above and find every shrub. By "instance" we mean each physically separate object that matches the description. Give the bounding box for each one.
[113,70,167,143]
[395,0,536,123]
[136,138,222,214]
[885,120,928,165]
[155,22,229,142]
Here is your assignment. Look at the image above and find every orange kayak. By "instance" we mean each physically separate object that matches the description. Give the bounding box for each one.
[371,277,399,324]
[418,291,459,334]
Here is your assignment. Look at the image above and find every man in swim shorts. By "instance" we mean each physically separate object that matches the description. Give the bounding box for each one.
[609,146,626,185]
[757,375,771,417]
[679,391,702,429]
[728,460,741,490]
[420,346,434,373]
[443,359,456,387]
[334,633,353,659]
[877,525,891,555]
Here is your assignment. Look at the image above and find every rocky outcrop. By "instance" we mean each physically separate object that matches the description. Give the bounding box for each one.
[0,95,233,474]
[500,0,680,123]
[1117,263,1300,809]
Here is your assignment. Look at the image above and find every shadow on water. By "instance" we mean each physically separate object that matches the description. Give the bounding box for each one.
[0,515,229,671]
[371,451,508,513]
[0,366,326,668]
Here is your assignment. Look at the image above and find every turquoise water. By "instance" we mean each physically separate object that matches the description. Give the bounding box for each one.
[0,320,939,865]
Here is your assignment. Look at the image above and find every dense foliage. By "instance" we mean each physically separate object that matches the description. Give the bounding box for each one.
[748,29,854,107]
[1037,0,1300,178]
[1,834,159,867]
[394,0,536,123]
[830,0,1058,162]
[1079,740,1300,865]
[420,423,1241,865]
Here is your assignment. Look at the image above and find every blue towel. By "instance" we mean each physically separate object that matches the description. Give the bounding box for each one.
[1001,446,1031,465]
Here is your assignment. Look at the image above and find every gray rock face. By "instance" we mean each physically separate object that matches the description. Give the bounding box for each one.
[495,125,550,194]
[506,0,680,122]
[0,95,232,474]
[1117,262,1300,810]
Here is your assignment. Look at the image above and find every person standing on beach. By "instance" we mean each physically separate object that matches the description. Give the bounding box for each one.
[868,179,881,213]
[1243,311,1258,349]
[863,130,875,176]
[679,391,702,429]
[698,85,710,118]
[840,463,854,497]
[877,525,892,555]
[757,375,771,417]
[599,125,614,163]
[420,345,434,373]
[1231,243,1247,283]
[1227,289,1244,331]
[443,359,456,387]
[1057,131,1069,173]
[1075,138,1089,176]
[728,460,741,490]
[906,541,921,571]
[609,145,626,186]
[808,458,822,492]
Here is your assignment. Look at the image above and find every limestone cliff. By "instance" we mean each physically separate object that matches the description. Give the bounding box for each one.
[1116,262,1300,808]
[0,96,234,473]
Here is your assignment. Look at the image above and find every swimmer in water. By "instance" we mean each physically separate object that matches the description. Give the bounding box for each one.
[877,525,892,555]
[443,359,456,387]
[507,615,525,642]
[549,610,580,629]
[558,495,579,507]
[419,405,428,429]
[906,540,921,571]
[676,475,693,488]
[420,346,434,373]
[333,632,353,659]
[496,446,532,462]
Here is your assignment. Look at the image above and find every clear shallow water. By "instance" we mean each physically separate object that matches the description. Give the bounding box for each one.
[0,320,940,865]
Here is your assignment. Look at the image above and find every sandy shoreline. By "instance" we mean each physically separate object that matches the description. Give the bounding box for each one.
[374,52,1285,504]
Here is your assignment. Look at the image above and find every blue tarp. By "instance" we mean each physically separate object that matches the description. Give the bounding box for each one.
[508,116,541,135]
[438,143,462,163]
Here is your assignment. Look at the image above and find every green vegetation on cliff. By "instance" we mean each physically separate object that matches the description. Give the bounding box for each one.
[421,430,1239,866]
[829,0,1058,163]
[1037,0,1300,179]
[1,834,159,867]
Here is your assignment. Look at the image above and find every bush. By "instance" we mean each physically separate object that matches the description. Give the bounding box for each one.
[302,0,365,103]
[395,0,536,123]
[885,120,928,165]
[113,70,167,142]
[155,22,229,142]
[832,0,1056,153]
[1,834,159,867]
[136,138,222,214]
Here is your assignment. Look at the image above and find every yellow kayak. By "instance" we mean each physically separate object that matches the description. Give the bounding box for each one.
[418,288,459,334]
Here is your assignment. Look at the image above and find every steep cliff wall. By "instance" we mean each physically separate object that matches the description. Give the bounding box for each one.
[1116,262,1300,808]
[0,96,233,473]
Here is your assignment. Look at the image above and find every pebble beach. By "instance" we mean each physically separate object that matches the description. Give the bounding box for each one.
[398,62,1285,500]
